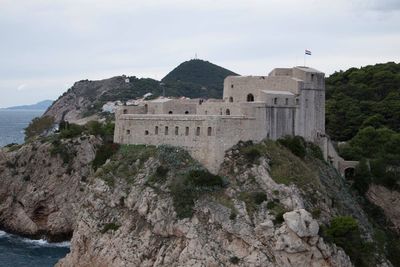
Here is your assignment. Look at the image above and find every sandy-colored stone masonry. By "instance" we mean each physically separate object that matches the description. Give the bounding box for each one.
[114,66,327,173]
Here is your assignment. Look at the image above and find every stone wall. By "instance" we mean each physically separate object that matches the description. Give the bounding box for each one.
[114,114,257,173]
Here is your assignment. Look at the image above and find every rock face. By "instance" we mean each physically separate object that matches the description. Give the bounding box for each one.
[283,209,319,237]
[57,145,353,267]
[43,76,132,123]
[366,184,400,233]
[0,136,100,240]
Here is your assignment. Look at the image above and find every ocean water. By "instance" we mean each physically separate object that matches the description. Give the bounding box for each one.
[0,231,70,267]
[0,109,44,147]
[0,109,70,266]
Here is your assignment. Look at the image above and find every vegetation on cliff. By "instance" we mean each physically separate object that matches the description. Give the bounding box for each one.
[327,62,400,195]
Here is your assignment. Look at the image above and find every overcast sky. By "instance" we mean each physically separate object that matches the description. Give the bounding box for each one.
[0,0,399,107]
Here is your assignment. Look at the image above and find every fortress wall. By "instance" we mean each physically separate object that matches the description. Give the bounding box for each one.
[260,91,296,106]
[295,88,325,142]
[146,99,198,115]
[292,68,325,90]
[115,106,146,117]
[265,106,296,140]
[223,76,302,103]
[197,102,242,116]
[114,114,256,173]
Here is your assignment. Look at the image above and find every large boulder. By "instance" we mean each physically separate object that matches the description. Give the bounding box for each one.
[283,209,319,237]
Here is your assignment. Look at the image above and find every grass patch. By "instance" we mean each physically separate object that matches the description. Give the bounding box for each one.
[264,140,320,189]
[238,191,267,216]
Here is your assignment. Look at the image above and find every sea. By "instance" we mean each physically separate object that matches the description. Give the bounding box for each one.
[0,109,70,266]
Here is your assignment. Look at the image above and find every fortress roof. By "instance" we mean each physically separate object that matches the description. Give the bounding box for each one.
[262,90,294,95]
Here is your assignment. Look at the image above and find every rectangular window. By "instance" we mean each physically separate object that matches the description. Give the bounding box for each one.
[274,98,278,105]
[126,129,130,135]
[155,126,158,135]
[285,98,288,105]
[185,127,189,136]
[175,126,179,135]
[165,126,169,135]
[196,127,200,136]
[207,127,212,136]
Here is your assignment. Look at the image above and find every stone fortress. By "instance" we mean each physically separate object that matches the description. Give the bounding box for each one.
[114,66,350,174]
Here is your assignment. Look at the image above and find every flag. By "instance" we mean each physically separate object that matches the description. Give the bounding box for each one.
[305,49,312,55]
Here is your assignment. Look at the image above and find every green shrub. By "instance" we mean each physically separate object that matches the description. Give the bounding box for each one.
[101,222,120,234]
[25,116,55,141]
[229,256,240,264]
[273,210,285,225]
[50,140,73,164]
[229,211,237,220]
[351,159,372,195]
[59,123,85,139]
[147,165,169,185]
[170,169,226,219]
[323,216,375,267]
[186,170,225,189]
[278,136,306,158]
[311,208,321,219]
[92,143,120,170]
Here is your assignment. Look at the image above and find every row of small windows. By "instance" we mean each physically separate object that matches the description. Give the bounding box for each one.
[127,126,213,136]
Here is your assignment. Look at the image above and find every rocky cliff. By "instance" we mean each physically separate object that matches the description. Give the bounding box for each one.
[0,135,101,240]
[56,141,393,267]
[1,136,397,266]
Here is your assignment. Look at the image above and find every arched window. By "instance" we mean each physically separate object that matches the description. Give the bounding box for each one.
[226,109,230,115]
[165,126,169,135]
[285,98,289,105]
[185,111,189,114]
[175,126,179,135]
[229,97,233,103]
[296,98,299,105]
[144,104,148,113]
[155,126,159,135]
[207,127,212,136]
[145,130,149,135]
[168,111,173,114]
[196,127,200,136]
[247,94,254,102]
[185,127,189,136]
[273,98,278,105]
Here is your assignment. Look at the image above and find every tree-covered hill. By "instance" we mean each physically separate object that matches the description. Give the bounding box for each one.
[161,59,238,98]
[326,62,400,141]
[326,62,400,192]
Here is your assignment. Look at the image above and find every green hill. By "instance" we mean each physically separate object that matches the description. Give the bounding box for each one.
[326,61,400,141]
[326,62,400,193]
[161,59,238,98]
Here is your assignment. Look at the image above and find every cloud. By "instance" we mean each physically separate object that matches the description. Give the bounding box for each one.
[17,84,27,91]
[0,0,399,107]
